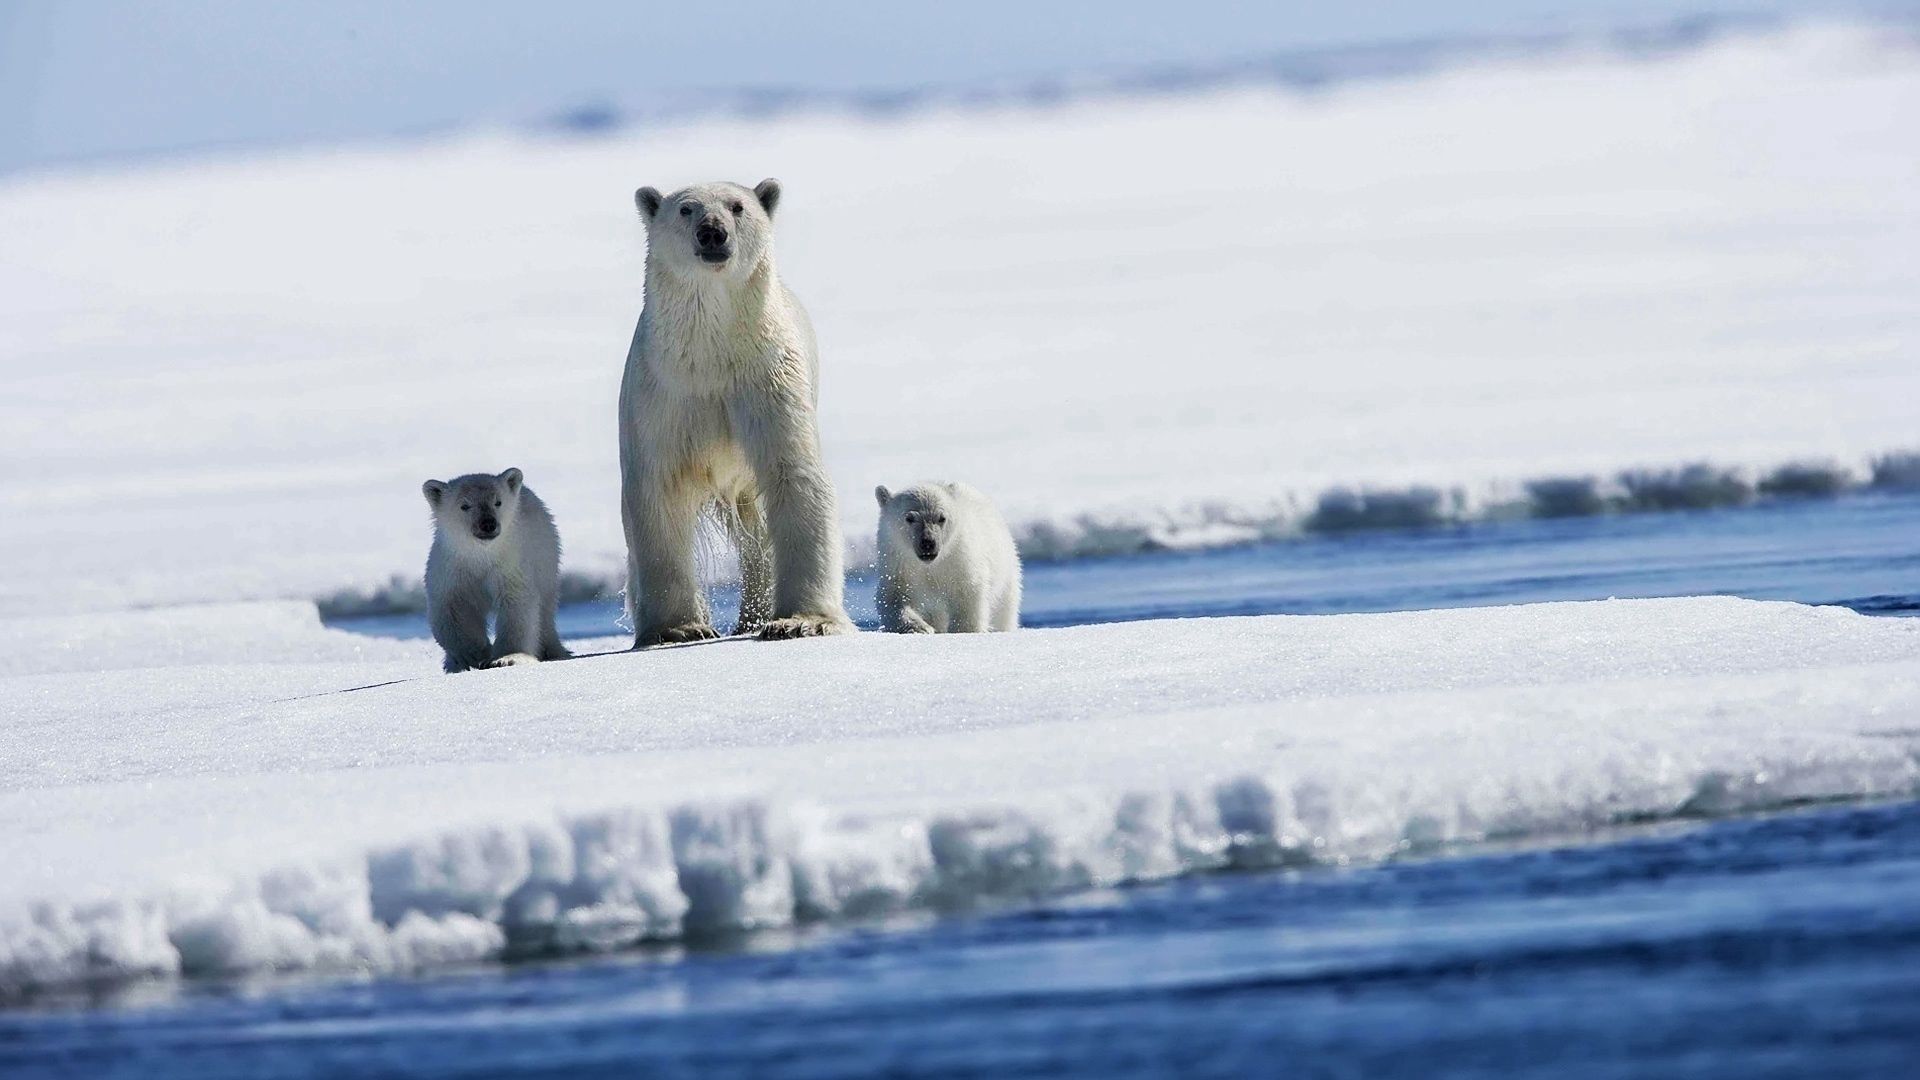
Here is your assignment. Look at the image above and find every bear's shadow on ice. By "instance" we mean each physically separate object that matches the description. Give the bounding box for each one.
[280,634,759,702]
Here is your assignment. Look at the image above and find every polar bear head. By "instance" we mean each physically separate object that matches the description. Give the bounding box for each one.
[423,468,525,545]
[875,484,951,564]
[635,179,781,283]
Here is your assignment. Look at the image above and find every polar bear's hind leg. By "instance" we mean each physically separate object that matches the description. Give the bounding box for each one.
[728,493,775,635]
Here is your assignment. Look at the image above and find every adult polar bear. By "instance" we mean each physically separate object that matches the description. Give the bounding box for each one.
[618,178,854,645]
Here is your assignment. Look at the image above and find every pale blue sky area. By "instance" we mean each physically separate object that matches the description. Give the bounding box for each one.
[0,0,1900,173]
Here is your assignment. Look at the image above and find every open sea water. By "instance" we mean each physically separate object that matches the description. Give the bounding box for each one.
[5,492,1918,1078]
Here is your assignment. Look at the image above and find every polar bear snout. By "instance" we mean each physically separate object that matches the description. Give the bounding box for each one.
[471,516,500,540]
[912,519,944,562]
[694,216,732,263]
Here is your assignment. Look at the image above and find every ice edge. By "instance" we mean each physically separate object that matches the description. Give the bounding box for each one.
[7,750,1915,1001]
[318,450,1920,618]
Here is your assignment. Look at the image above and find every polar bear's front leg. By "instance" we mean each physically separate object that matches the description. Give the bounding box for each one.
[877,579,935,633]
[430,582,493,673]
[621,467,716,648]
[490,580,547,664]
[991,578,1022,632]
[949,592,994,634]
[893,604,938,634]
[732,386,853,640]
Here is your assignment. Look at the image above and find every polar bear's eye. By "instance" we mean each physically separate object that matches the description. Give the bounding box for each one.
[459,504,470,511]
[493,500,502,508]
[729,201,744,215]
[679,205,694,218]
[904,512,919,524]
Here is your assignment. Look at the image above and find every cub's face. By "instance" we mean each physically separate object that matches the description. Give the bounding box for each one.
[876,486,950,564]
[635,179,781,282]
[423,469,524,544]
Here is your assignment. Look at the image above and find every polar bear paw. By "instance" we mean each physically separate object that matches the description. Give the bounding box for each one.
[638,622,721,648]
[489,653,540,668]
[757,613,855,640]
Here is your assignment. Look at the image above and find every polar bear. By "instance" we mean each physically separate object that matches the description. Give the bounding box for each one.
[422,468,570,672]
[618,178,853,646]
[874,482,1022,633]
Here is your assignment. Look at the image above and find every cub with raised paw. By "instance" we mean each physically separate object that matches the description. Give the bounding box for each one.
[874,482,1022,634]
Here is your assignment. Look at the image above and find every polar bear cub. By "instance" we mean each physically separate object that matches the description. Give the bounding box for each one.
[874,482,1022,633]
[422,468,570,673]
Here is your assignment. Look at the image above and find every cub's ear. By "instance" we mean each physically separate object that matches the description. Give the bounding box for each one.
[635,186,663,219]
[753,178,781,218]
[874,485,891,508]
[499,468,524,493]
[422,480,447,506]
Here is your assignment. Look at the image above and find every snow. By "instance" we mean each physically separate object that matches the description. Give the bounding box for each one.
[3,596,1919,994]
[4,20,1920,999]
[3,23,1919,614]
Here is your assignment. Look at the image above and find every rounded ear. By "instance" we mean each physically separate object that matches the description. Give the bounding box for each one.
[874,485,891,508]
[635,186,663,219]
[422,480,447,506]
[753,178,781,218]
[499,468,524,493]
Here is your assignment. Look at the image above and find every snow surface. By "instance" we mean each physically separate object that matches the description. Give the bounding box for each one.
[3,596,1919,994]
[3,23,1920,614]
[5,20,1920,999]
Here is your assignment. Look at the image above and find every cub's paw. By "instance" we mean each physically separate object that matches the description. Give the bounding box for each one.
[489,653,540,668]
[893,609,937,634]
[757,613,855,641]
[637,622,721,648]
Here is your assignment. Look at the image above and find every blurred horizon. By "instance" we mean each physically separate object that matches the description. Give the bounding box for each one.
[0,0,1908,176]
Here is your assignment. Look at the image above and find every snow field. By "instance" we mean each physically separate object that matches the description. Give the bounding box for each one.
[2,23,1918,613]
[3,596,1917,995]
[5,18,1920,1000]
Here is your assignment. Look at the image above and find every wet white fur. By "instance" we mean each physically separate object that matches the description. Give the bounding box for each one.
[618,179,852,645]
[875,482,1022,633]
[423,471,569,672]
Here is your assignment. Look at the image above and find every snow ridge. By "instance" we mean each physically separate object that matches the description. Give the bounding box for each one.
[9,752,1916,1000]
[1017,451,1920,559]
[315,451,1920,617]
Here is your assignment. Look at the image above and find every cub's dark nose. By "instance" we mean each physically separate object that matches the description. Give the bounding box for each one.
[475,518,499,539]
[916,540,937,562]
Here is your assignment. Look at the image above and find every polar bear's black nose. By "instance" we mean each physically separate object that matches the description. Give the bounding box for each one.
[916,539,938,561]
[696,220,730,249]
[476,517,499,538]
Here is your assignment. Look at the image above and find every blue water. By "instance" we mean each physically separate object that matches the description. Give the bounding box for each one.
[1006,491,1920,626]
[334,491,1920,643]
[11,494,1920,1077]
[6,801,1918,1077]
